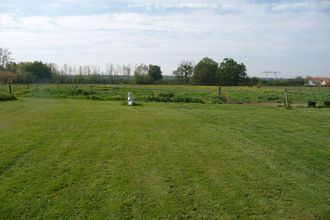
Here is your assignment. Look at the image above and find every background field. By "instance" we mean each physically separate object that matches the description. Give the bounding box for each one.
[0,98,329,219]
[1,84,330,104]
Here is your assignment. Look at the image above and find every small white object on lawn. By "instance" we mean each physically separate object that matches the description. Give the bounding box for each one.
[128,91,135,106]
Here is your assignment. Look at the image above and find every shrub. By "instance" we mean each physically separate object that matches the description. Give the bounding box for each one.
[212,96,227,104]
[67,88,83,96]
[267,95,280,101]
[134,74,154,84]
[0,93,17,101]
[307,100,317,108]
[147,92,204,103]
[158,92,175,98]
[324,97,330,107]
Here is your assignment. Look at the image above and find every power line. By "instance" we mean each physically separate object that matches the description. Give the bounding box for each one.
[262,71,280,79]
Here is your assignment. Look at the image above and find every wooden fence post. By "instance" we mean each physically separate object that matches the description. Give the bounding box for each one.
[8,84,12,96]
[218,86,221,102]
[284,88,289,108]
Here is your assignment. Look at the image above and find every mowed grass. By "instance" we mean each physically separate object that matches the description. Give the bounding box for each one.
[0,98,329,219]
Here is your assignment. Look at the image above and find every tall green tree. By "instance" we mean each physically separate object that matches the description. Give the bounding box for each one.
[6,62,17,73]
[134,64,153,84]
[217,58,247,86]
[25,61,52,83]
[17,71,34,89]
[148,65,163,82]
[173,61,193,84]
[191,57,218,85]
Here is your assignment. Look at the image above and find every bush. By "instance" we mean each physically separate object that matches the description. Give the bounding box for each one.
[212,96,227,104]
[324,100,330,107]
[158,92,175,98]
[148,92,204,103]
[67,88,83,96]
[173,95,204,103]
[307,101,317,108]
[134,74,154,84]
[267,94,280,101]
[0,93,17,101]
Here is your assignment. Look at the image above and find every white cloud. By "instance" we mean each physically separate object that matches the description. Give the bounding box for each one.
[128,2,219,10]
[0,0,329,76]
[271,1,330,12]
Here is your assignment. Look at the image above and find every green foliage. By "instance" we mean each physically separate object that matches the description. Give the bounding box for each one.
[191,57,218,85]
[148,65,163,81]
[218,58,247,86]
[148,92,204,103]
[173,61,193,84]
[324,101,330,107]
[259,77,306,86]
[134,64,153,84]
[307,100,317,108]
[16,71,34,84]
[2,84,330,105]
[24,61,52,83]
[5,62,17,73]
[134,73,154,84]
[0,93,17,101]
[158,92,175,98]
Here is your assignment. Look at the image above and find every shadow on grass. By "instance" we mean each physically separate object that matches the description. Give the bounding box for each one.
[0,94,17,101]
[121,101,144,107]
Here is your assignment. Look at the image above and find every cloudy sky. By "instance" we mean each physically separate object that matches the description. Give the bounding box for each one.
[0,0,329,77]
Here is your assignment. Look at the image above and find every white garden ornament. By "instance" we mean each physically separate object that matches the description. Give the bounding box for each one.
[128,91,135,106]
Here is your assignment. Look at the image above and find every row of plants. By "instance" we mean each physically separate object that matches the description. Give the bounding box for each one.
[307,100,330,108]
[0,93,17,101]
[1,84,330,105]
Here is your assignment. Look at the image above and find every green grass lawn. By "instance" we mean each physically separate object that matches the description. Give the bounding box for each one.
[0,98,329,219]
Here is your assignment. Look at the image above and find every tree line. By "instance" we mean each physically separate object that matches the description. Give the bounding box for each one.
[0,47,307,86]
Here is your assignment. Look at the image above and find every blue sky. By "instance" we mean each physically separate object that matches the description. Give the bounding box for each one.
[0,0,329,77]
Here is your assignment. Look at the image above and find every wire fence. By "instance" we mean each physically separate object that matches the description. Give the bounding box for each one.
[1,84,330,106]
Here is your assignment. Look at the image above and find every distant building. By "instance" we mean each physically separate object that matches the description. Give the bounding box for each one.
[307,77,330,86]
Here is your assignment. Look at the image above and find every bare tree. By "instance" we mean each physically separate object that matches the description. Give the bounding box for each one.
[84,65,91,75]
[78,66,83,75]
[48,63,60,86]
[0,48,13,70]
[173,61,193,84]
[123,64,131,76]
[0,71,17,85]
[134,63,148,75]
[62,64,68,75]
[105,63,114,85]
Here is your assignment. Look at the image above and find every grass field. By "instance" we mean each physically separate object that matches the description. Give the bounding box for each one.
[0,98,329,219]
[1,84,330,104]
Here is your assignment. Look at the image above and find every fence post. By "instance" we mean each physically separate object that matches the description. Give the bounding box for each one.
[218,86,221,102]
[8,84,12,96]
[284,88,289,108]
